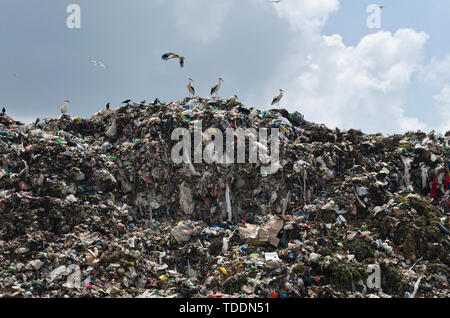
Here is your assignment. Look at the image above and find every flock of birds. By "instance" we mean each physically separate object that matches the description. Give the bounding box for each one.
[159,51,284,105]
[56,49,286,117]
[54,0,290,116]
[2,1,388,120]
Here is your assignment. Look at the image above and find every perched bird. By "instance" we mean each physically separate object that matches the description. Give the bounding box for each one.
[153,98,161,105]
[122,99,131,105]
[1,107,5,115]
[106,103,110,110]
[187,78,195,97]
[271,89,285,106]
[140,100,146,105]
[89,59,108,68]
[162,52,185,68]
[227,95,239,105]
[61,100,70,116]
[210,78,224,97]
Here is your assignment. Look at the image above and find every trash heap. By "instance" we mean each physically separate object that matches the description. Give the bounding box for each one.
[0,98,449,298]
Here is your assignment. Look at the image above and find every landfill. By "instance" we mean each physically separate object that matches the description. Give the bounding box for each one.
[0,97,449,298]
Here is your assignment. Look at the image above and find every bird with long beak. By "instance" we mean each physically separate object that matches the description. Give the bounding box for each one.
[271,89,285,106]
[227,95,238,105]
[162,52,185,68]
[187,78,195,98]
[61,100,70,116]
[210,78,224,97]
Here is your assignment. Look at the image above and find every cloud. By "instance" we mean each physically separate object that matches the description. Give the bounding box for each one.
[171,0,233,43]
[418,54,450,132]
[257,0,429,134]
[419,55,450,87]
[275,0,339,32]
[255,0,340,32]
[433,84,450,132]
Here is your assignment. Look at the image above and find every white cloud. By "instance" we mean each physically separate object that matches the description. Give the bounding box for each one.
[433,84,450,132]
[420,55,450,87]
[271,0,340,32]
[257,0,429,134]
[418,54,450,132]
[171,0,233,43]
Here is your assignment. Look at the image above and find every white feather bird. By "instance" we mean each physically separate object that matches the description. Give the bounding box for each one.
[61,100,70,116]
[89,59,108,68]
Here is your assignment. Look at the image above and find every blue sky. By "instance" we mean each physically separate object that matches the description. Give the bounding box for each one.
[323,0,450,131]
[1,0,449,134]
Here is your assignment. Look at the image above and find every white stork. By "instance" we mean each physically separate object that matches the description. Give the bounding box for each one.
[162,52,185,68]
[61,100,70,116]
[271,89,285,106]
[187,78,195,97]
[210,77,224,97]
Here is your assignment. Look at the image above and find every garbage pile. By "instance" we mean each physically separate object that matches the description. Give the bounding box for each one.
[0,98,448,298]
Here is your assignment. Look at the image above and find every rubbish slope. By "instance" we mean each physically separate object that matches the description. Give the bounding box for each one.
[0,97,448,298]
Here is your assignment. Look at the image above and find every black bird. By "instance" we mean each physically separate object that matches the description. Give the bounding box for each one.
[140,100,146,105]
[122,99,131,105]
[106,103,110,110]
[162,52,185,68]
[153,98,161,105]
[1,107,5,115]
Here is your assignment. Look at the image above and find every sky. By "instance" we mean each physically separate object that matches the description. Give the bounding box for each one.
[1,0,450,134]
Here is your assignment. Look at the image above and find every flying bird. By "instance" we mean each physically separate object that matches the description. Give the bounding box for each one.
[271,89,285,106]
[89,59,108,68]
[210,78,224,97]
[187,78,195,97]
[61,100,70,116]
[162,52,185,68]
[272,0,282,3]
[122,99,131,105]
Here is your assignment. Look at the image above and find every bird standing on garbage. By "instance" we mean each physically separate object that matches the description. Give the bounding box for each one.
[106,103,110,110]
[162,52,185,68]
[1,107,5,115]
[153,98,161,105]
[211,78,224,97]
[187,78,195,98]
[61,100,70,116]
[271,89,285,106]
[227,95,238,106]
